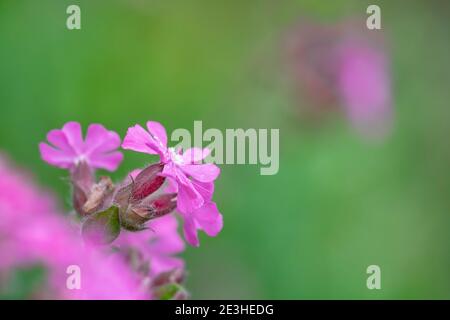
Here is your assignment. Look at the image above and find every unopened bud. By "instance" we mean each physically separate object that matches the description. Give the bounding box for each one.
[120,207,149,231]
[113,182,133,208]
[130,163,165,203]
[120,193,177,231]
[135,193,177,220]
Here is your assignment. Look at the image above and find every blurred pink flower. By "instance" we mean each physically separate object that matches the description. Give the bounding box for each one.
[115,215,185,276]
[285,20,393,139]
[122,121,220,214]
[39,121,123,171]
[337,40,392,137]
[0,154,143,299]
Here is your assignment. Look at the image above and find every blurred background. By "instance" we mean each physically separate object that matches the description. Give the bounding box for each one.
[0,0,449,299]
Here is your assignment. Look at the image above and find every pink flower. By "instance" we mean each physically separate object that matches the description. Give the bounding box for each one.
[122,121,220,214]
[115,214,185,276]
[284,20,393,139]
[122,121,223,246]
[39,121,123,171]
[0,153,143,299]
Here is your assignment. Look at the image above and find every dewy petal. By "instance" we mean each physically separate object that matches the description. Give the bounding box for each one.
[193,202,223,237]
[89,151,124,172]
[146,121,167,149]
[122,124,162,155]
[84,124,121,154]
[182,148,210,164]
[180,163,220,182]
[62,122,83,154]
[38,143,75,169]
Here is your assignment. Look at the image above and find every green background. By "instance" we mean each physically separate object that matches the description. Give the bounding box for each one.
[0,0,449,299]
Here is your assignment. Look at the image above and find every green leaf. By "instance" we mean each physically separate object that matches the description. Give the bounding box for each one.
[81,206,121,245]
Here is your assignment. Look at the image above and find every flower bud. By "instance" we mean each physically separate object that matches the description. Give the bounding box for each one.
[120,207,149,231]
[130,163,165,203]
[135,193,177,220]
[113,183,133,208]
[120,193,177,231]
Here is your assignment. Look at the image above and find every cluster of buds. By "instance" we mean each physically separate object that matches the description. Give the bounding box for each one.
[71,161,177,244]
[70,159,187,299]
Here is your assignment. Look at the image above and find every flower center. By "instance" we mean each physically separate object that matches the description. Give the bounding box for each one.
[168,148,184,165]
[74,154,86,165]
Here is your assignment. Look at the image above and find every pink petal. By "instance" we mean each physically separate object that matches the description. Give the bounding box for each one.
[191,180,214,202]
[84,124,121,154]
[174,168,204,213]
[161,162,177,180]
[182,216,200,247]
[194,202,223,237]
[38,143,75,169]
[46,129,74,155]
[146,121,167,148]
[62,122,83,154]
[182,148,210,164]
[122,124,159,155]
[164,177,178,193]
[89,151,124,172]
[177,182,204,214]
[180,163,220,182]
